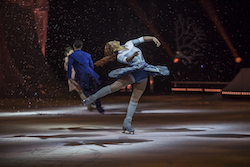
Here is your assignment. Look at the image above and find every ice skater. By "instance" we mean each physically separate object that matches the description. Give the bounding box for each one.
[64,46,94,111]
[67,40,105,113]
[82,36,170,133]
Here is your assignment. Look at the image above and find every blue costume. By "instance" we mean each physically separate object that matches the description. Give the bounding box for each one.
[68,50,100,89]
[68,49,104,113]
[108,37,170,82]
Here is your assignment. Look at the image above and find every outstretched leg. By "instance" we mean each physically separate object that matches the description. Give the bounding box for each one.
[122,81,147,134]
[75,87,93,110]
[82,75,132,105]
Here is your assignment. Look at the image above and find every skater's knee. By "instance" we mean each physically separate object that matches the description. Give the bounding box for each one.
[110,81,127,92]
[130,91,144,103]
[130,96,140,103]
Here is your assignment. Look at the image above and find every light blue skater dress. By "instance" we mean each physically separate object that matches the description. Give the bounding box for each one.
[108,37,170,83]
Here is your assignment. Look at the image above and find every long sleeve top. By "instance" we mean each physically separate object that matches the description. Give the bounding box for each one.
[108,37,170,78]
[67,50,100,85]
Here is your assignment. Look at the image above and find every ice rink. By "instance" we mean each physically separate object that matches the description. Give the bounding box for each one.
[1,94,250,167]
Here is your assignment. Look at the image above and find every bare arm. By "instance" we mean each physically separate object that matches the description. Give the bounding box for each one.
[126,36,160,62]
[94,55,116,67]
[143,36,161,47]
[64,57,68,71]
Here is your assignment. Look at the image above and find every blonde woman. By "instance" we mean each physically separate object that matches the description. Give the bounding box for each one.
[82,36,170,134]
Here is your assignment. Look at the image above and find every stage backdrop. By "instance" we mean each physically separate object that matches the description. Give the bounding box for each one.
[0,0,65,98]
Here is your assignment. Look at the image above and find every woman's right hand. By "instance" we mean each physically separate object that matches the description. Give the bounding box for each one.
[153,37,161,47]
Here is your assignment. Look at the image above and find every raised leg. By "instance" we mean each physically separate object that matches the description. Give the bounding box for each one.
[82,75,132,105]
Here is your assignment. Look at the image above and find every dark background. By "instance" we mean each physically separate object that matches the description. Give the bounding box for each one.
[46,0,249,86]
[0,0,249,98]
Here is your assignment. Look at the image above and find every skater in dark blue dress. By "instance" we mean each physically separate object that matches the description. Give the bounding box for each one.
[82,36,170,133]
[68,40,104,113]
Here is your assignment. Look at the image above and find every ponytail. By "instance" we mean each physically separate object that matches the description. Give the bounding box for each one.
[94,43,117,67]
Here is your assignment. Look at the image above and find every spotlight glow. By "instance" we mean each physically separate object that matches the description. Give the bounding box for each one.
[235,57,242,63]
[199,0,240,60]
[173,58,179,63]
[126,0,176,60]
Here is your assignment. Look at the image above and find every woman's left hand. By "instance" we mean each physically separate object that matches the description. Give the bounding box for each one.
[153,37,161,47]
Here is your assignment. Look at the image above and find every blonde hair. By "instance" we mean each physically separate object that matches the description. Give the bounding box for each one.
[94,42,117,66]
[104,43,116,57]
[64,46,73,57]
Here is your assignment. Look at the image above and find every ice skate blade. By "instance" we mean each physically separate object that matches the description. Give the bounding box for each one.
[122,131,134,134]
[122,127,135,134]
[97,107,105,114]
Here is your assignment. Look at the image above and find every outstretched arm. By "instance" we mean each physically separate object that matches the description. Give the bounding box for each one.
[143,36,161,47]
[94,55,116,67]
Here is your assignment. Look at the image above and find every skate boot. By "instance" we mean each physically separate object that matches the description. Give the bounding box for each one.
[95,99,105,114]
[122,126,135,134]
[97,107,105,114]
[87,104,94,111]
[82,97,94,106]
